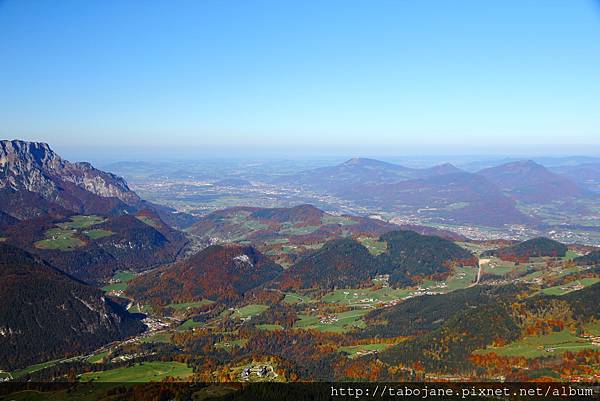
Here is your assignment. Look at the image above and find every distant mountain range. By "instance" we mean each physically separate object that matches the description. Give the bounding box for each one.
[275,157,463,193]
[274,157,593,227]
[550,163,600,193]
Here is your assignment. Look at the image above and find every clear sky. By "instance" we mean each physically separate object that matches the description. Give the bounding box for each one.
[1,0,600,159]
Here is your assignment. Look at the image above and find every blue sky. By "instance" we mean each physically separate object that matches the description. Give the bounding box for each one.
[1,0,600,159]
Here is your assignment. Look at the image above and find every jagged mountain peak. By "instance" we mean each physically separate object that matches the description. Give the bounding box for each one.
[1,139,140,217]
[0,140,62,169]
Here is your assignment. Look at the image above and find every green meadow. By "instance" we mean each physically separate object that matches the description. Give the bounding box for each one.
[83,228,114,239]
[87,351,109,364]
[322,287,411,307]
[167,299,214,310]
[34,215,109,250]
[103,271,137,293]
[283,292,315,304]
[356,237,388,256]
[295,308,369,333]
[178,318,203,331]
[79,361,192,382]
[338,343,394,358]
[34,228,85,250]
[476,329,600,359]
[231,304,269,319]
[539,278,600,296]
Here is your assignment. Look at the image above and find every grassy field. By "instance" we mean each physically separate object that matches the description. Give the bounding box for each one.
[482,257,520,276]
[103,271,137,293]
[418,266,477,294]
[338,343,394,358]
[87,351,109,364]
[178,318,203,330]
[79,361,193,382]
[295,308,369,333]
[34,228,85,250]
[280,224,320,236]
[34,215,109,250]
[83,228,114,239]
[476,329,600,359]
[321,267,475,308]
[539,278,600,296]
[322,287,411,307]
[563,250,581,261]
[11,357,76,379]
[283,292,315,304]
[356,237,387,256]
[231,304,269,319]
[128,303,154,314]
[167,300,214,310]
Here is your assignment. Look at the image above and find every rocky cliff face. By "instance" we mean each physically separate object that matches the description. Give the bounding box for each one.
[0,140,139,203]
[0,140,140,218]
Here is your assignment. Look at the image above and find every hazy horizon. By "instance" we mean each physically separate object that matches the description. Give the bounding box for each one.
[2,0,600,157]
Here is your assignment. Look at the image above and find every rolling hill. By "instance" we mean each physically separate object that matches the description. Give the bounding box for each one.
[359,172,534,227]
[482,237,568,261]
[188,204,465,266]
[477,160,587,203]
[126,244,283,305]
[360,285,521,339]
[275,157,463,195]
[378,230,476,282]
[277,230,475,289]
[274,157,533,227]
[551,162,600,193]
[277,238,379,290]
